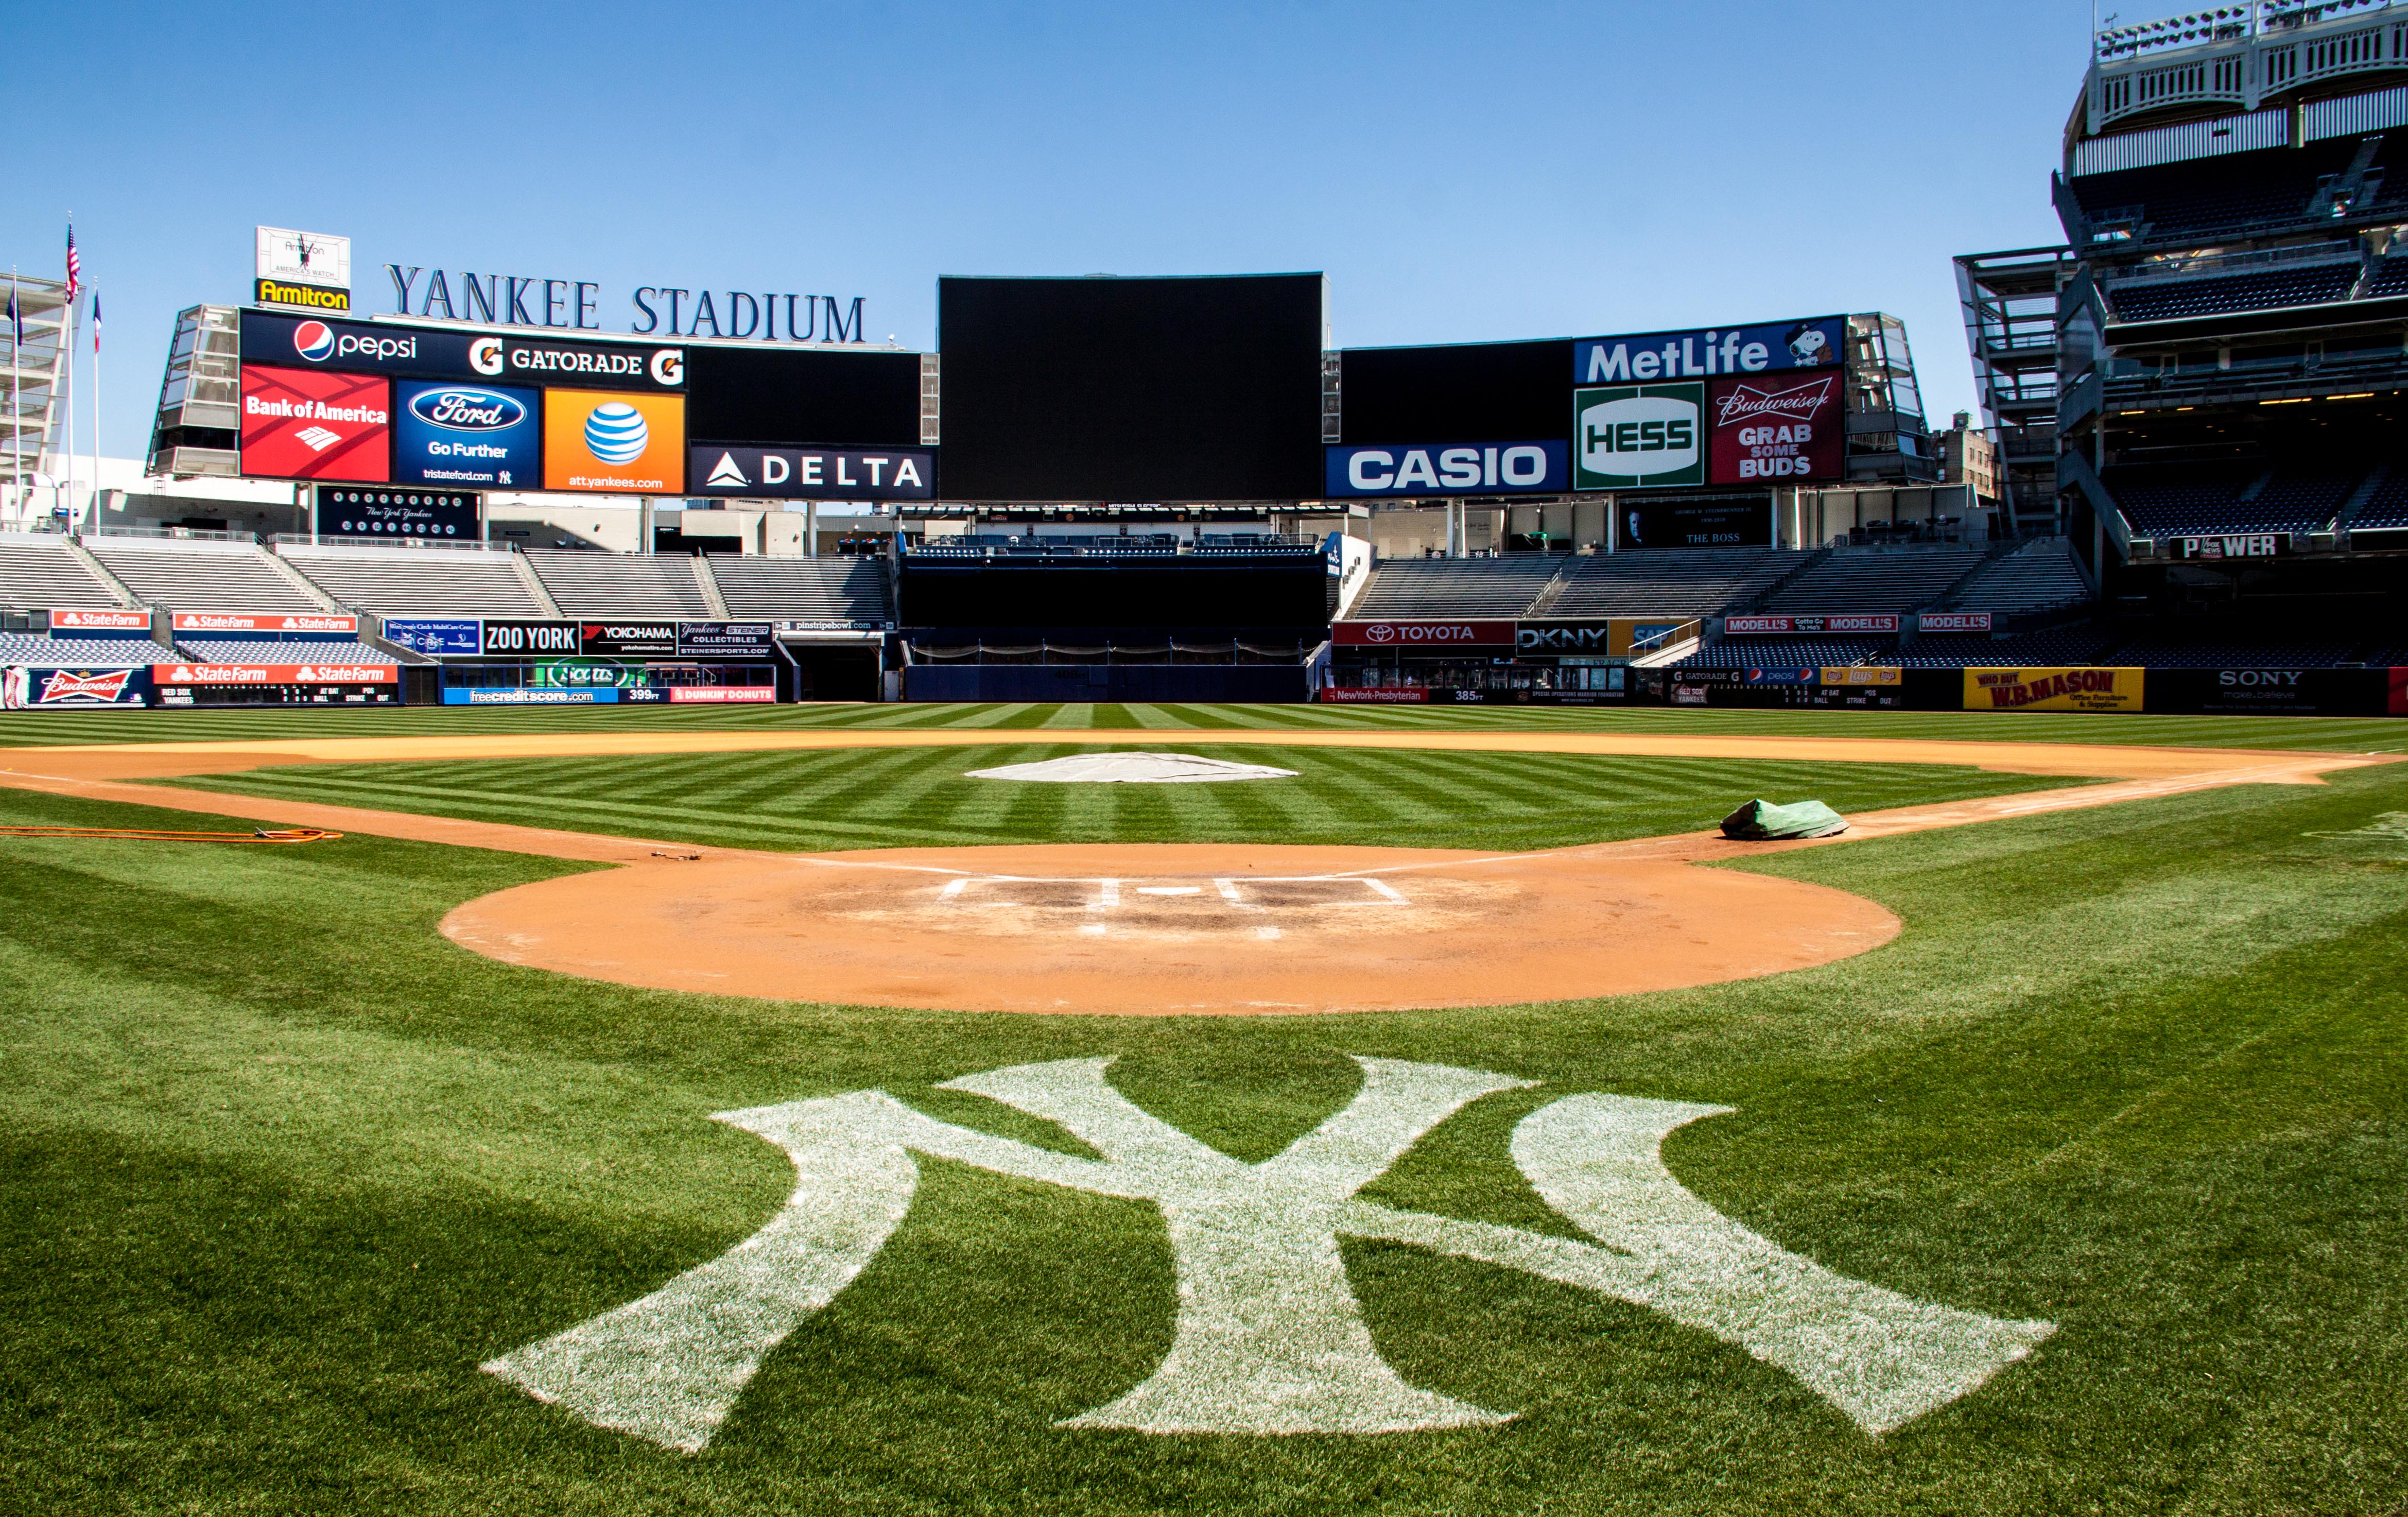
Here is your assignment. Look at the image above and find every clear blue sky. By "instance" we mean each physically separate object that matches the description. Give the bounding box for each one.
[15,0,2093,460]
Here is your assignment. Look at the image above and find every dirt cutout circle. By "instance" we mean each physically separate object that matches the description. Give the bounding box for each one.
[440,842,1900,1015]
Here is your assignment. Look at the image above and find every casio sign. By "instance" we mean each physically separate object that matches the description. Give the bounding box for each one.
[409,387,526,431]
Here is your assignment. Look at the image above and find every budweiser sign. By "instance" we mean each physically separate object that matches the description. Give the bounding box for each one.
[168,611,360,634]
[49,608,152,630]
[1711,374,1836,426]
[1332,620,1514,647]
[153,663,395,684]
[38,669,136,702]
[1724,615,1899,635]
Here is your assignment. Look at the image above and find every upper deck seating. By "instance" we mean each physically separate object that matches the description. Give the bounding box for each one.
[707,555,891,622]
[524,550,710,617]
[1348,557,1563,618]
[87,539,320,611]
[279,545,545,617]
[1759,544,1988,613]
[0,535,126,610]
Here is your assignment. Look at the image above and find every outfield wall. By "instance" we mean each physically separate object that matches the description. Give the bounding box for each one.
[907,664,1311,703]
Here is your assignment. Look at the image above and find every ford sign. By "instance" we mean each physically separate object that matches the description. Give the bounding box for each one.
[408,387,527,431]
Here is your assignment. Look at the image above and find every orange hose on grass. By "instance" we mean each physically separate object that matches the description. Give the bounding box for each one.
[0,826,341,843]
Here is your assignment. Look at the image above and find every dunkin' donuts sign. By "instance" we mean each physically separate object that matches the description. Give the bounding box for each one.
[1333,620,1515,647]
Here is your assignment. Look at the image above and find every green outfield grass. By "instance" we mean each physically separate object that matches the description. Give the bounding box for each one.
[1,717,2403,1515]
[0,700,2401,751]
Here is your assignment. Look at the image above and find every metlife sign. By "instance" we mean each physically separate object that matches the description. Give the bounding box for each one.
[240,311,684,392]
[1572,317,1846,385]
[1323,441,1567,498]
[688,445,936,501]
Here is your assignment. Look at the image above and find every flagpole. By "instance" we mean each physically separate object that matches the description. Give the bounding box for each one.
[88,286,99,534]
[60,288,74,535]
[7,267,18,527]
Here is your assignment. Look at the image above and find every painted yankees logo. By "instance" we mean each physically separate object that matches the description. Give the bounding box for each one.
[485,1059,2053,1449]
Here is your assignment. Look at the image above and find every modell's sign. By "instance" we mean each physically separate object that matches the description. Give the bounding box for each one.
[1332,620,1515,647]
[49,608,152,630]
[1918,612,1994,633]
[153,663,396,685]
[1724,615,1898,634]
[169,612,359,634]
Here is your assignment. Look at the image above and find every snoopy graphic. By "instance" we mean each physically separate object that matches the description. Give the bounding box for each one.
[1786,322,1833,367]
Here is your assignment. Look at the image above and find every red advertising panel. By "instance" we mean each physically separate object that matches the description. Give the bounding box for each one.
[153,662,395,685]
[1707,371,1844,485]
[240,365,391,481]
[1332,619,1515,647]
[1725,614,1898,634]
[169,611,359,635]
[2390,666,2407,716]
[50,608,151,630]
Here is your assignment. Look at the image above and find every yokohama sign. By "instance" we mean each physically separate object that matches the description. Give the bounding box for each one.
[1724,615,1899,634]
[1332,620,1514,647]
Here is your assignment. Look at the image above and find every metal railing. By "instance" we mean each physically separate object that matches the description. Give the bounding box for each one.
[270,533,514,554]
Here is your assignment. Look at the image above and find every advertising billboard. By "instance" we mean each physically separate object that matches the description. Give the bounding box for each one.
[678,622,775,657]
[1331,619,1515,647]
[239,366,391,482]
[1964,667,2144,712]
[254,226,351,313]
[1619,495,1769,549]
[1572,317,1846,385]
[1725,614,1897,634]
[688,445,934,500]
[1573,383,1703,490]
[1706,371,1844,485]
[382,618,482,656]
[543,390,685,494]
[238,311,684,392]
[481,620,582,655]
[169,611,359,635]
[1918,612,1994,633]
[49,608,152,632]
[1324,441,1568,499]
[393,382,540,488]
[1337,339,1572,446]
[1,667,151,708]
[577,622,679,657]
[316,485,481,541]
[153,662,396,685]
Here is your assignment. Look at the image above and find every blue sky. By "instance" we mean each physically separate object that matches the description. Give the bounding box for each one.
[16,0,2093,459]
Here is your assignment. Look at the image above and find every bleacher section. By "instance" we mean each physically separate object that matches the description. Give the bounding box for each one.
[1941,537,2090,616]
[2066,135,2383,247]
[1760,544,1988,613]
[2365,255,2408,300]
[89,539,321,611]
[2353,472,2408,529]
[279,545,546,617]
[0,635,162,665]
[1348,557,1562,617]
[1539,549,1796,617]
[1678,637,1892,669]
[2107,638,2358,668]
[0,535,129,610]
[524,550,711,617]
[2106,463,2358,535]
[708,555,891,623]
[2105,264,2358,323]
[174,640,399,666]
[1893,627,2117,669]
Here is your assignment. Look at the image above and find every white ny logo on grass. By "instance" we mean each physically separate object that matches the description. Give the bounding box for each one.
[484,1059,2052,1450]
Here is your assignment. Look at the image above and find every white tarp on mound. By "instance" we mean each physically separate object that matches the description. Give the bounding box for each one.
[964,752,1298,784]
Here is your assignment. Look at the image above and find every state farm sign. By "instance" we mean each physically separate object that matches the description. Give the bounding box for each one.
[50,608,152,630]
[1332,620,1514,647]
[169,611,360,634]
[1724,614,1899,635]
[153,663,396,684]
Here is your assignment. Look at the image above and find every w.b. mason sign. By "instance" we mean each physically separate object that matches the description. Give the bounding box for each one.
[484,1058,2051,1446]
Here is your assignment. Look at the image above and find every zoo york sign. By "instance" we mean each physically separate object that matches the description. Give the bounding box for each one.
[484,1059,2052,1448]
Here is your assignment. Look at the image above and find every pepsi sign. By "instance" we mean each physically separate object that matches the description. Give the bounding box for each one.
[241,310,481,377]
[393,381,539,489]
[1324,440,1567,498]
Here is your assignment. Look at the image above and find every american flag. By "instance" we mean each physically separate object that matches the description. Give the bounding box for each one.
[64,225,80,300]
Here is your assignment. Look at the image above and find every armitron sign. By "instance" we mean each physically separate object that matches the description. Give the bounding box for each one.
[1332,620,1515,647]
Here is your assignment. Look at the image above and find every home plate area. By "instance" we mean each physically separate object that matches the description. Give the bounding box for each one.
[440,842,1902,1015]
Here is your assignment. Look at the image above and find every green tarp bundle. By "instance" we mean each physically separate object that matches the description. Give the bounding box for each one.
[1719,799,1849,840]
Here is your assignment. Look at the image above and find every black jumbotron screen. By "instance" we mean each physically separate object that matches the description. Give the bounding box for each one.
[937,273,1325,502]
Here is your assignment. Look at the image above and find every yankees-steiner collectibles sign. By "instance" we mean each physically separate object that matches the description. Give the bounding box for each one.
[484,1058,2052,1446]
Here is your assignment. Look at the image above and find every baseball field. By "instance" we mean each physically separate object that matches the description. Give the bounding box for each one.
[1,701,2403,1515]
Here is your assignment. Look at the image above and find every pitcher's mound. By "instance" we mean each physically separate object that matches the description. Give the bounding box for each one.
[440,842,1899,1015]
[964,752,1298,783]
